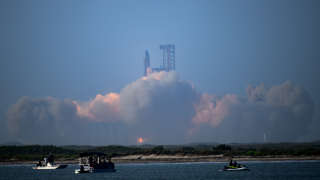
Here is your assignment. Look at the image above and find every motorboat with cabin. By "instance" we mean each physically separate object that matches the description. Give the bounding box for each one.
[75,152,116,174]
[33,155,68,170]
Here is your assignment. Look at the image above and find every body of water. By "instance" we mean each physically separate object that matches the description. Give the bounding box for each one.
[1,161,320,180]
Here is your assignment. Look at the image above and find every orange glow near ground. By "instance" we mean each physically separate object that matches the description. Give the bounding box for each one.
[137,137,144,144]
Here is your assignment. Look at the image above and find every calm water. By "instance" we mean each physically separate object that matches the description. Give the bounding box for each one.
[1,161,320,180]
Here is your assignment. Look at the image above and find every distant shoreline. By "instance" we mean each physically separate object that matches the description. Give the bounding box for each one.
[1,155,320,165]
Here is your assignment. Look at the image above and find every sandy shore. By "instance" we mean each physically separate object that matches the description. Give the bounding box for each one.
[1,154,320,165]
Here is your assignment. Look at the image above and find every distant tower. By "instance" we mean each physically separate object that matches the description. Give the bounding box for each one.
[144,50,150,76]
[160,44,175,72]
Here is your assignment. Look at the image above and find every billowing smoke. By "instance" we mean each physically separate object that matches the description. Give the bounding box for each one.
[6,72,197,145]
[119,72,197,144]
[73,93,121,122]
[191,81,315,143]
[7,97,81,144]
[6,71,316,145]
[192,93,239,127]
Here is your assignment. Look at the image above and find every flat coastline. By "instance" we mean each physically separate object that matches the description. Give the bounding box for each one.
[1,155,320,165]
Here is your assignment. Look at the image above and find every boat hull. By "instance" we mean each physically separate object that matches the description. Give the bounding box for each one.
[33,164,68,170]
[75,168,116,174]
[223,166,249,171]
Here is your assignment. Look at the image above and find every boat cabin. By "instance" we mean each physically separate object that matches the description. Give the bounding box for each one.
[78,152,114,170]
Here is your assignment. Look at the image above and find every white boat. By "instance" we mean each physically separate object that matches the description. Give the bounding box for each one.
[33,163,68,170]
[74,152,116,174]
[33,155,68,170]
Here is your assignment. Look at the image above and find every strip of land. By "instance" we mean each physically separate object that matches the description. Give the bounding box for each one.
[1,142,320,165]
[112,154,320,163]
[1,155,320,165]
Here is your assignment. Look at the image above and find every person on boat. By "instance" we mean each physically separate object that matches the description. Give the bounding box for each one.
[229,159,237,167]
[80,165,84,172]
[89,156,94,167]
[37,160,42,167]
[44,157,48,165]
[48,155,54,164]
[229,159,233,166]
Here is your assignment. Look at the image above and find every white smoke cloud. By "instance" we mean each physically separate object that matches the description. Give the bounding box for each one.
[6,72,197,145]
[73,93,120,122]
[5,72,316,145]
[119,71,197,144]
[192,93,239,127]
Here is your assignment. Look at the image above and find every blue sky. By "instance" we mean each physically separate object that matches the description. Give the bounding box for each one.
[1,0,320,144]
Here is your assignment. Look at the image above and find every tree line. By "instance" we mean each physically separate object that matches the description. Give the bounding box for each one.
[1,142,320,161]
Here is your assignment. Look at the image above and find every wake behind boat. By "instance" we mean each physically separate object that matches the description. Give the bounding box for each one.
[75,152,116,174]
[33,155,68,170]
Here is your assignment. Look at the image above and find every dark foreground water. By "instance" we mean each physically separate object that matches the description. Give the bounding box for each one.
[1,161,320,180]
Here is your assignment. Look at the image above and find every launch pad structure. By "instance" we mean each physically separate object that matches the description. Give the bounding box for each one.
[144,44,175,76]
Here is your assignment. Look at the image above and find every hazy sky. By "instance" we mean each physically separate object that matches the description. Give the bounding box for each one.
[1,0,319,145]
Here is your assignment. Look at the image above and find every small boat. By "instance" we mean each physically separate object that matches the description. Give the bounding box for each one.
[75,152,116,174]
[33,155,68,170]
[222,159,249,171]
[223,165,249,171]
[33,163,68,170]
